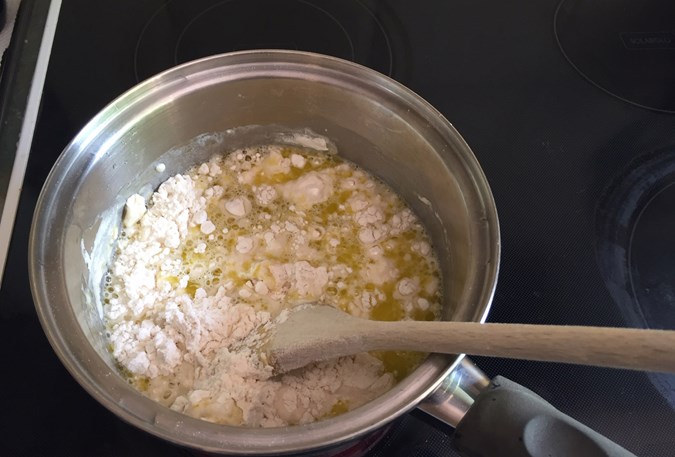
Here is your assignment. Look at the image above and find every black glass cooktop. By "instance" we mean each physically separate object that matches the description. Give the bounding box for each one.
[1,0,675,456]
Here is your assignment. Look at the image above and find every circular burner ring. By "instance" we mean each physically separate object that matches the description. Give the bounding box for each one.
[554,0,675,114]
[174,0,356,65]
[134,0,395,82]
[596,147,675,407]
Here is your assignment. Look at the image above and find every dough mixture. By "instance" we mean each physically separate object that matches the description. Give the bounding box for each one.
[104,144,441,427]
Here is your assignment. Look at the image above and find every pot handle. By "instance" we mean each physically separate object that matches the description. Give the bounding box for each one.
[417,358,637,457]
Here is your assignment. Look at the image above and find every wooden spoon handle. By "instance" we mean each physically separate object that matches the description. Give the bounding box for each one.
[363,321,675,373]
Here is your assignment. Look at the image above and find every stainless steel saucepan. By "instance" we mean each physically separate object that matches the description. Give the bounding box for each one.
[29,50,634,457]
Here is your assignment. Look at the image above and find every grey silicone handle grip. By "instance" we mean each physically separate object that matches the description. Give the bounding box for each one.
[453,376,636,457]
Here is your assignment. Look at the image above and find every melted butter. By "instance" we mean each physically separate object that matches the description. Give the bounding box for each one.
[325,399,350,418]
[134,376,150,392]
[372,350,429,382]
[250,147,337,186]
[370,296,404,322]
[184,280,199,299]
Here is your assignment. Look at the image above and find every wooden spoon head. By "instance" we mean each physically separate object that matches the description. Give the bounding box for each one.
[262,304,364,375]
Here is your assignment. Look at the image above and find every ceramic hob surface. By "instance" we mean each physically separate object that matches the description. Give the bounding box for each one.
[1,0,674,456]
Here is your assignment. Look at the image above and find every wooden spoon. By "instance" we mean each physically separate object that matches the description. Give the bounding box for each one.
[260,304,675,375]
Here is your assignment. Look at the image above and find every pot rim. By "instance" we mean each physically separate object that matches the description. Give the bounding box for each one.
[29,49,500,455]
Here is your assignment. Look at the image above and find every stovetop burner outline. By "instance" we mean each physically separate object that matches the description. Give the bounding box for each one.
[134,0,395,83]
[174,0,356,65]
[554,0,675,114]
[595,146,675,408]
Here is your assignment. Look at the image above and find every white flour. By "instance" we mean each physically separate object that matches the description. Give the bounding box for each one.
[104,144,441,427]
